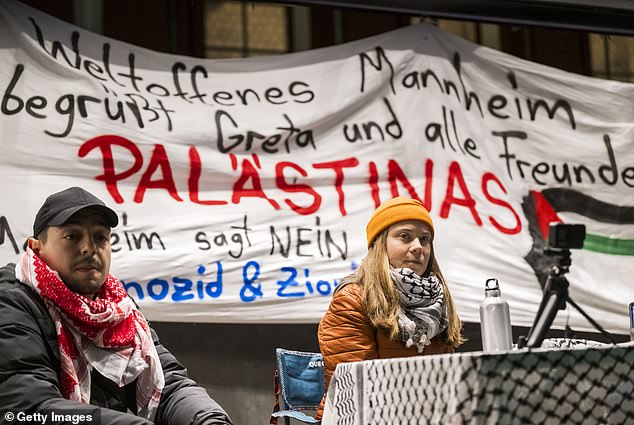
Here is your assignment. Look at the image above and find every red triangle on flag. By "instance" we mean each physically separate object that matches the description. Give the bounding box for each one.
[530,190,562,240]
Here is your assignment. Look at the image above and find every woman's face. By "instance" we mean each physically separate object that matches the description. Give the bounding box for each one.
[386,219,433,276]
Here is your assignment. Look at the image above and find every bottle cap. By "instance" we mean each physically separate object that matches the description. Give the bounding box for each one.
[485,278,500,291]
[485,278,501,296]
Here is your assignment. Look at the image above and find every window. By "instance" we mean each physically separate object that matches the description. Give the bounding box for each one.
[203,1,634,83]
[590,34,634,83]
[203,1,288,58]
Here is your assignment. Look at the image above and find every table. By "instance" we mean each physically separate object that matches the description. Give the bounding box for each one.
[321,342,634,425]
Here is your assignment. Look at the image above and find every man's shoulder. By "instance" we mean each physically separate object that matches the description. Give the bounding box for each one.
[0,263,47,319]
[0,262,22,293]
[0,264,59,366]
[0,262,17,279]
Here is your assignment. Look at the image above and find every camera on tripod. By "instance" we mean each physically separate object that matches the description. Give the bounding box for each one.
[543,223,586,273]
[547,223,586,251]
[519,222,615,348]
[520,223,586,348]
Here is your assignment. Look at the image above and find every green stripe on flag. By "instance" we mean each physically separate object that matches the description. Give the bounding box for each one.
[583,233,634,256]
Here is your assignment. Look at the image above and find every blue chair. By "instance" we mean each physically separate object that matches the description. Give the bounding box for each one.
[270,348,324,425]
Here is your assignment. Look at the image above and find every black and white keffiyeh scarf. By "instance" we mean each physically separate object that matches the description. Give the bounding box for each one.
[390,267,447,352]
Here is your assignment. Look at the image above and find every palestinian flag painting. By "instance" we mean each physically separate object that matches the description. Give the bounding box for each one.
[535,189,634,256]
[522,188,634,290]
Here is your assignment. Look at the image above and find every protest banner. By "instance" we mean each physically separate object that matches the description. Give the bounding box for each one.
[1,0,632,332]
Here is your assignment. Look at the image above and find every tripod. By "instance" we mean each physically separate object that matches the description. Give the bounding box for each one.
[520,248,615,348]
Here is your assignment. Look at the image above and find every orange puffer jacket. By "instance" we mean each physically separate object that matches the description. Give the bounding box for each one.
[316,281,455,419]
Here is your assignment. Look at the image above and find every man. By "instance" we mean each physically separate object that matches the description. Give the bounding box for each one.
[0,187,232,424]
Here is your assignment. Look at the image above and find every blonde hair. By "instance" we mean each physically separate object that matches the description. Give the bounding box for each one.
[355,229,464,347]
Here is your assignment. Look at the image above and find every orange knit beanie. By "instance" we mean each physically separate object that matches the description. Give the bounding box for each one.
[366,197,434,247]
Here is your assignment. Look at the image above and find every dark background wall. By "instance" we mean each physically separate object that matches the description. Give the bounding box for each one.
[20,0,593,74]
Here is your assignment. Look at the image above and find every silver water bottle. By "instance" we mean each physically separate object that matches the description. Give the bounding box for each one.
[480,278,513,352]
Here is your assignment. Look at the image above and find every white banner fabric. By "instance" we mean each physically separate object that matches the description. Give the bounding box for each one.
[1,0,632,333]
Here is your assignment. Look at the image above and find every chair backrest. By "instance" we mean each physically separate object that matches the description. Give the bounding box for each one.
[275,348,325,411]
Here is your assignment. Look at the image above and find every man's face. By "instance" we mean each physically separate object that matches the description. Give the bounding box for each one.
[31,208,112,297]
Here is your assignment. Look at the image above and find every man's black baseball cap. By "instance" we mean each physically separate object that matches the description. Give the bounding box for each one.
[33,187,119,236]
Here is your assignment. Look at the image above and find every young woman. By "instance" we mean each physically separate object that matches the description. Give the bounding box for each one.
[316,197,464,419]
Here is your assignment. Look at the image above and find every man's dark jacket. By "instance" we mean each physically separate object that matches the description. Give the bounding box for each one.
[0,263,232,425]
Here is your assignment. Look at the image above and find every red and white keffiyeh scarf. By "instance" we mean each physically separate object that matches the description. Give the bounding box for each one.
[16,248,164,420]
